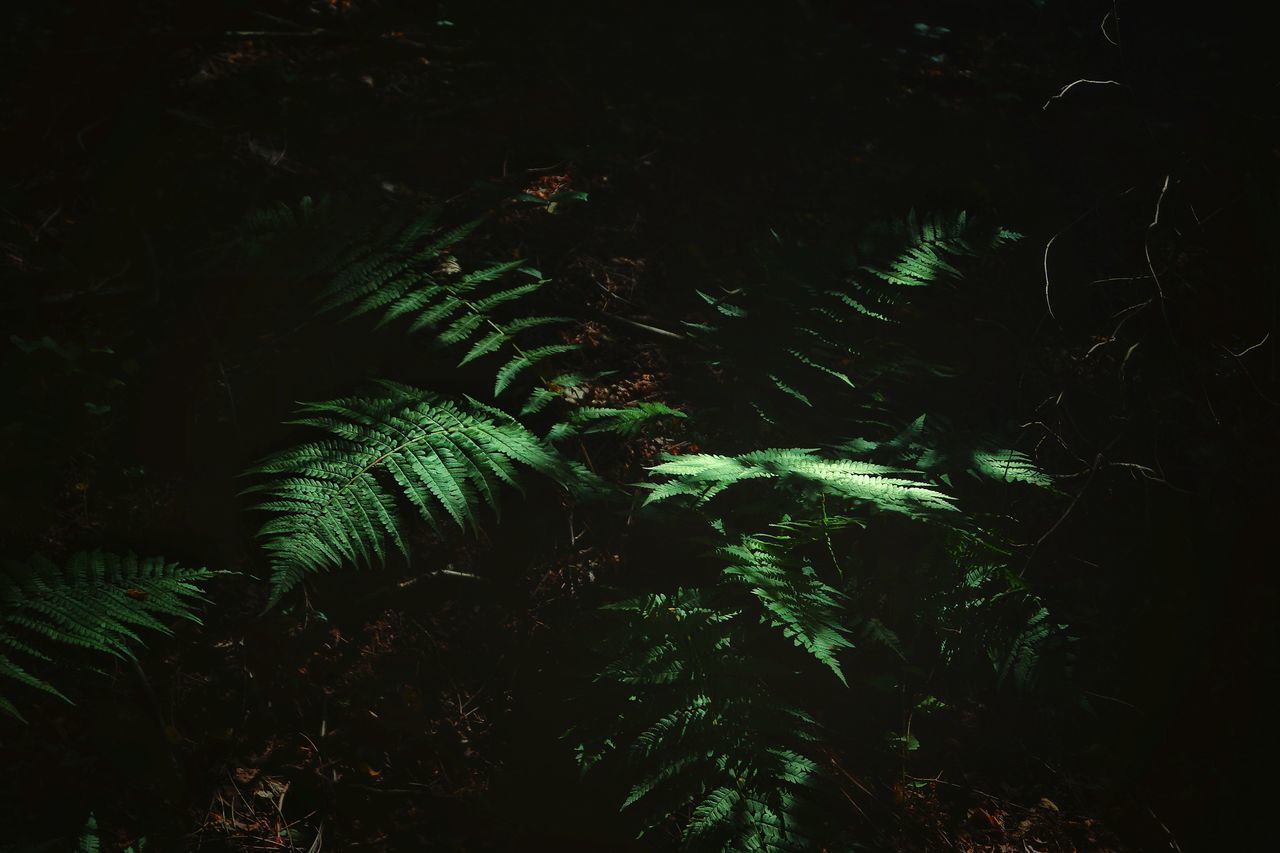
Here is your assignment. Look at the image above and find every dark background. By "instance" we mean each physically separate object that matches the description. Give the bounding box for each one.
[1,1,1276,849]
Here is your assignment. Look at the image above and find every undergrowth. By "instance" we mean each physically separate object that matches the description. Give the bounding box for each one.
[3,191,1062,850]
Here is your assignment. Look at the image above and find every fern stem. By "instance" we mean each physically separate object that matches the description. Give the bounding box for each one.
[820,493,843,581]
[130,657,184,781]
[319,423,467,524]
[458,293,565,394]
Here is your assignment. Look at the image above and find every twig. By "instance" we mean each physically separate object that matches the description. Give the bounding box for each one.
[1100,7,1120,46]
[1083,690,1142,711]
[132,658,183,777]
[1042,79,1124,110]
[1227,332,1270,359]
[1022,452,1103,575]
[270,782,297,852]
[223,29,330,38]
[1090,274,1153,286]
[306,822,324,853]
[1042,229,1066,321]
[1041,190,1137,320]
[1143,175,1171,306]
[905,773,1030,811]
[1119,341,1140,380]
[600,310,686,340]
[1142,802,1184,853]
[578,439,597,473]
[1218,338,1280,407]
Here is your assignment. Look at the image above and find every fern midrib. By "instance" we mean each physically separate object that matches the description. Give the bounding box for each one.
[454,289,562,392]
[307,422,470,532]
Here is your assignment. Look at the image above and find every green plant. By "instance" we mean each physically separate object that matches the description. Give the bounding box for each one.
[247,382,588,605]
[580,586,829,852]
[547,402,687,440]
[687,211,1020,418]
[641,448,956,517]
[235,202,1059,849]
[238,194,593,413]
[0,551,216,721]
[572,211,1058,849]
[314,207,581,399]
[936,536,1069,691]
[76,813,146,852]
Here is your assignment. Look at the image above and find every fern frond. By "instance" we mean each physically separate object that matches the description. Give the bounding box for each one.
[311,209,581,395]
[233,194,369,284]
[547,402,686,441]
[494,343,581,396]
[970,448,1053,487]
[719,536,852,684]
[248,384,576,605]
[76,812,147,852]
[1,552,216,721]
[843,209,1021,318]
[838,418,1052,491]
[643,448,955,516]
[77,813,101,853]
[588,580,830,851]
[688,211,1019,419]
[938,536,1068,691]
[318,209,465,314]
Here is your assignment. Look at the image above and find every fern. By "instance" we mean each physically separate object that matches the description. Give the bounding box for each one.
[969,448,1054,488]
[547,401,686,441]
[719,536,852,684]
[247,382,579,605]
[851,209,1019,299]
[588,588,827,851]
[0,551,216,721]
[575,209,1060,849]
[314,208,580,397]
[937,536,1068,691]
[237,197,584,400]
[839,415,1053,490]
[642,448,956,517]
[232,194,409,286]
[689,211,1020,418]
[75,813,146,853]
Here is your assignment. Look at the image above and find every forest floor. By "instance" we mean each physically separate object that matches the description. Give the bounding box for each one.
[2,1,1276,850]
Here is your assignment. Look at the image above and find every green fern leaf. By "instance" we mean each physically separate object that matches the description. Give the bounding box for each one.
[248,384,575,605]
[720,536,853,684]
[1,552,216,721]
[307,210,581,391]
[494,344,580,395]
[643,448,955,516]
[548,402,686,441]
[970,449,1053,487]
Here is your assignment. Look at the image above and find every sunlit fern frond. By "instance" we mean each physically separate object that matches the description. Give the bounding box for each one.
[837,416,1053,490]
[969,448,1053,488]
[642,448,956,517]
